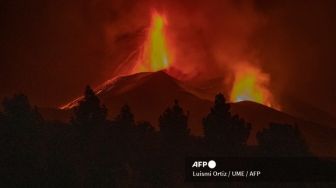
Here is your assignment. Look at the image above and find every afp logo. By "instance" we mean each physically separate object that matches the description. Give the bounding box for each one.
[192,160,216,169]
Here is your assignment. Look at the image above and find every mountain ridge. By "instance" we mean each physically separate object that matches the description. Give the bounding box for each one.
[41,71,336,157]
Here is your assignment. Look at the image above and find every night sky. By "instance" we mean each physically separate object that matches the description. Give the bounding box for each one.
[0,0,335,116]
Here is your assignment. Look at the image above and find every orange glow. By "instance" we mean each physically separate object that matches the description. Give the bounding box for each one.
[230,63,277,108]
[133,11,173,73]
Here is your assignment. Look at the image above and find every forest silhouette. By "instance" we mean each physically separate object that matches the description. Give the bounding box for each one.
[0,86,333,187]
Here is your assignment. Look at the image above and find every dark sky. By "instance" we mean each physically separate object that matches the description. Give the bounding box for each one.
[0,0,335,116]
[255,0,336,116]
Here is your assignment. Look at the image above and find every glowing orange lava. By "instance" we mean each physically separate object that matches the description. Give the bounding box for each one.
[133,11,173,73]
[230,64,277,108]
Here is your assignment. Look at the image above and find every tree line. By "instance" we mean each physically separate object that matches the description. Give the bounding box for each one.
[0,86,312,187]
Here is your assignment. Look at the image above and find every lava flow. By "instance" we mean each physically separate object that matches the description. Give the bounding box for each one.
[132,11,173,73]
[230,63,277,109]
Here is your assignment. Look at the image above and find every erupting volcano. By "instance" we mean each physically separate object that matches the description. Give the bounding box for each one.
[61,9,279,110]
[43,6,336,158]
[129,10,278,109]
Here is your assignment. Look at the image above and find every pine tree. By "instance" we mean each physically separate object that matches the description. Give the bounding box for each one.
[71,85,107,128]
[70,86,111,186]
[0,94,43,187]
[2,94,42,126]
[115,104,135,130]
[257,123,310,157]
[159,100,189,145]
[203,93,251,155]
[158,100,190,186]
[1,94,43,143]
[112,104,137,165]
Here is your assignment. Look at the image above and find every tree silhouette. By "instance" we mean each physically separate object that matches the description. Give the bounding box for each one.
[257,123,311,157]
[69,86,111,187]
[1,94,43,148]
[71,85,107,128]
[0,94,44,187]
[136,121,155,134]
[112,104,136,158]
[2,94,42,126]
[106,104,138,185]
[114,104,135,130]
[0,91,325,187]
[159,100,190,146]
[112,104,137,157]
[158,100,190,186]
[203,93,251,155]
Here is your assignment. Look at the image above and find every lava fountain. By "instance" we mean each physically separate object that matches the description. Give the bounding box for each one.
[230,63,278,109]
[59,10,173,110]
[132,10,173,73]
